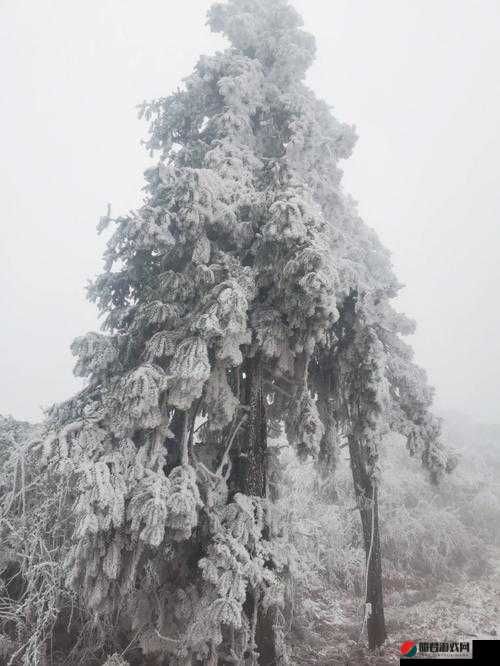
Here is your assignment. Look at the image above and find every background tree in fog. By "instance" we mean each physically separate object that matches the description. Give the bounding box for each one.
[40,0,454,662]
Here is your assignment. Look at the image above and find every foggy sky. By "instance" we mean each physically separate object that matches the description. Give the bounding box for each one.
[1,0,499,424]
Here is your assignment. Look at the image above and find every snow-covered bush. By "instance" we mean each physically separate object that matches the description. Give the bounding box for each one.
[0,416,79,665]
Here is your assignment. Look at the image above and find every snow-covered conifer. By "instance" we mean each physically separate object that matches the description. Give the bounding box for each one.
[42,0,453,660]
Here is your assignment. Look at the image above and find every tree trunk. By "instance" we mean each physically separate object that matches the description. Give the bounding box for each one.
[348,434,387,650]
[165,409,186,473]
[232,355,267,498]
[229,354,286,665]
[316,397,339,502]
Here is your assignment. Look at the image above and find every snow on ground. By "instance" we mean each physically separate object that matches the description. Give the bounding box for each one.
[291,547,500,664]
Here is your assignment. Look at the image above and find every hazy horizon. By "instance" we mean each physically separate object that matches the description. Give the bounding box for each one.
[1,0,499,425]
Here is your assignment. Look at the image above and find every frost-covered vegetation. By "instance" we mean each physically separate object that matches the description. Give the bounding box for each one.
[2,413,499,664]
[1,0,498,664]
[281,425,500,663]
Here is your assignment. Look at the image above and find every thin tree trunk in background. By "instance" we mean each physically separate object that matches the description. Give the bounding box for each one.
[348,434,387,650]
[365,486,386,650]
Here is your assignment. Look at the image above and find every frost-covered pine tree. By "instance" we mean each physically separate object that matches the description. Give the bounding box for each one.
[43,0,454,661]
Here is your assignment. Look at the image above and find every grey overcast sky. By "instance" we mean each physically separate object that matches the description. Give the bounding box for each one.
[1,0,499,424]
